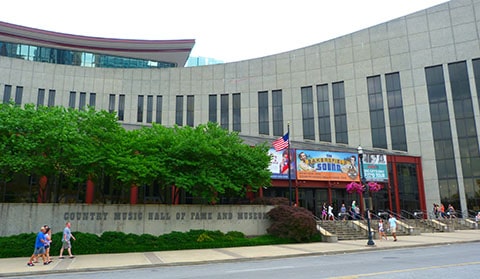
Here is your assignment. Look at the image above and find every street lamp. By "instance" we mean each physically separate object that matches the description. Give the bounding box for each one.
[357,146,375,246]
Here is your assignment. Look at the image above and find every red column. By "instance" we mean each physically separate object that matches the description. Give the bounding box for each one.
[85,178,95,204]
[171,185,180,205]
[130,184,138,205]
[37,176,48,203]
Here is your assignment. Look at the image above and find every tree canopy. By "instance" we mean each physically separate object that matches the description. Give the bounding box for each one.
[0,103,272,203]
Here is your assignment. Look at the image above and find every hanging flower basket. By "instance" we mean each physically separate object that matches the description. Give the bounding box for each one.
[367,181,382,192]
[346,181,383,194]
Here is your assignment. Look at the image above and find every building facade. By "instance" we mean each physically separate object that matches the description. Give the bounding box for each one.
[1,0,480,216]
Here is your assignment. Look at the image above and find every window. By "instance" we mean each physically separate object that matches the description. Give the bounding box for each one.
[118,94,125,121]
[14,86,23,105]
[272,90,283,136]
[386,73,407,151]
[146,95,153,123]
[175,95,183,126]
[48,89,56,107]
[425,65,459,209]
[232,93,241,132]
[108,94,115,113]
[186,95,194,127]
[79,92,86,110]
[258,91,269,135]
[367,76,387,149]
[137,95,143,123]
[316,84,331,142]
[333,82,348,144]
[221,94,229,130]
[209,94,217,123]
[301,86,315,140]
[89,93,96,108]
[3,84,12,103]
[68,91,76,108]
[37,88,45,107]
[156,95,162,124]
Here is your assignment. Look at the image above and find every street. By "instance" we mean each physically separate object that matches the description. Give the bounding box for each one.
[12,242,480,279]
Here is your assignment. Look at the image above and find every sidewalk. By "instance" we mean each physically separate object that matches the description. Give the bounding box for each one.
[1,230,479,277]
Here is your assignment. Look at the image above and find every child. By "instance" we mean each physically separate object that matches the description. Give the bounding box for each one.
[378,219,387,240]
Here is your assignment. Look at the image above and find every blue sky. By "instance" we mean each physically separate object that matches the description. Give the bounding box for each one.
[0,0,448,62]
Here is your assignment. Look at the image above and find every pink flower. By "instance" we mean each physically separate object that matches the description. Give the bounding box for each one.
[346,182,363,194]
[367,182,383,192]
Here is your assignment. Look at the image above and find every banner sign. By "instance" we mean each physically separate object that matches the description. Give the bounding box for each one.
[296,150,359,181]
[268,148,296,180]
[362,154,388,182]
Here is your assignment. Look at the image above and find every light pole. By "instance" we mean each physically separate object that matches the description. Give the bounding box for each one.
[358,146,375,246]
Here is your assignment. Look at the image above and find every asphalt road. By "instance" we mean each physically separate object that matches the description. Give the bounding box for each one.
[13,242,480,279]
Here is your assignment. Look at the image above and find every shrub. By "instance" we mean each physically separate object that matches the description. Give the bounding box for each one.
[267,205,319,242]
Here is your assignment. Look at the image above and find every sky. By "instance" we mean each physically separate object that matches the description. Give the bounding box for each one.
[0,0,449,63]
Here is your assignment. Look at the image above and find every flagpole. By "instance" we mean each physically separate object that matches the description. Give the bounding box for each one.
[287,123,292,206]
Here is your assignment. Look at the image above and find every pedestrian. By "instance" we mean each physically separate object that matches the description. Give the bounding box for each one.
[378,219,387,240]
[321,203,327,220]
[27,226,49,266]
[328,204,334,220]
[43,225,53,264]
[59,221,76,259]
[388,214,398,241]
[339,203,347,220]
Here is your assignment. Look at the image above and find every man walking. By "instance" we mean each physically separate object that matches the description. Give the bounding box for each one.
[388,214,398,242]
[59,222,76,259]
[27,226,48,266]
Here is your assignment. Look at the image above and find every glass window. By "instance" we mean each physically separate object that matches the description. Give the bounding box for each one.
[333,82,348,144]
[79,92,86,110]
[301,86,315,140]
[156,95,162,124]
[137,95,143,123]
[146,95,153,124]
[221,94,229,130]
[3,84,12,103]
[68,91,76,108]
[317,84,331,142]
[89,93,96,108]
[258,91,269,135]
[272,90,283,136]
[209,94,217,123]
[37,88,45,107]
[386,72,407,151]
[108,94,115,113]
[175,95,183,126]
[118,94,125,121]
[48,89,56,107]
[367,76,387,149]
[233,93,241,132]
[14,86,23,105]
[187,95,194,127]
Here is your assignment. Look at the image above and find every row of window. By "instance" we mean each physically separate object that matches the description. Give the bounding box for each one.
[0,41,176,69]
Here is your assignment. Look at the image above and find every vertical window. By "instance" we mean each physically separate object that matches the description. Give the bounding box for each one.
[186,95,194,127]
[118,94,125,121]
[221,94,229,130]
[301,86,315,140]
[232,93,241,132]
[3,84,12,103]
[333,81,348,144]
[367,76,387,149]
[272,90,283,136]
[156,95,162,124]
[386,73,407,151]
[175,95,184,126]
[89,93,96,108]
[258,91,269,135]
[108,94,115,113]
[79,92,86,110]
[68,91,76,108]
[48,89,56,107]
[316,84,331,142]
[14,86,23,105]
[209,94,218,123]
[146,95,153,123]
[37,88,45,107]
[137,95,144,123]
[449,61,480,211]
[425,65,459,209]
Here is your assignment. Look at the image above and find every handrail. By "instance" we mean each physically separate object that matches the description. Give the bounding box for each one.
[384,209,405,220]
[401,210,416,219]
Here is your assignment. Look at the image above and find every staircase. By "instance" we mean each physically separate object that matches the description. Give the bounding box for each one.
[317,220,368,240]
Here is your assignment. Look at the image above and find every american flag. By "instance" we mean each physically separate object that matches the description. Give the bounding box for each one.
[272,133,289,151]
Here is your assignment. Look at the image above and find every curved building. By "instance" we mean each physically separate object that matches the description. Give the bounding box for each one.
[1,0,480,216]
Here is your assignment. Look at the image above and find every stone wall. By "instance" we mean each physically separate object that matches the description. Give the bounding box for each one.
[0,203,274,237]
